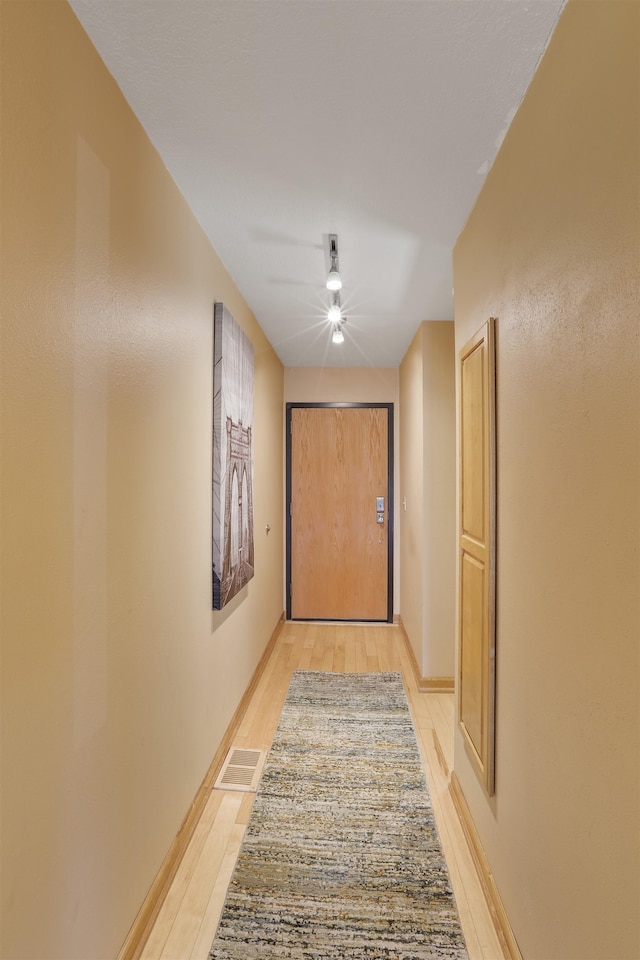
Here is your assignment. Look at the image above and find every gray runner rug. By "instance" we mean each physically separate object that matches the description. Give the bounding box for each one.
[209,670,468,959]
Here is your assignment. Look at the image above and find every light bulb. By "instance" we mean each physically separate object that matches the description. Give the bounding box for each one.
[332,323,344,345]
[328,303,342,323]
[326,257,342,291]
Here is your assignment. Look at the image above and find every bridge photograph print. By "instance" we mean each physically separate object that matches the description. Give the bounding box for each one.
[212,302,255,610]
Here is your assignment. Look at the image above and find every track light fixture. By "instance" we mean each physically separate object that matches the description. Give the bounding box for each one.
[325,234,346,344]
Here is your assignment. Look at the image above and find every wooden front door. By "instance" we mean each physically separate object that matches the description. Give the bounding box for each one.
[287,404,392,621]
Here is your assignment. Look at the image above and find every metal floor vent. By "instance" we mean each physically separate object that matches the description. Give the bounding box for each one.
[214,747,265,793]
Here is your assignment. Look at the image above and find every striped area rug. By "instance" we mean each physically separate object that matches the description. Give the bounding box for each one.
[209,671,468,959]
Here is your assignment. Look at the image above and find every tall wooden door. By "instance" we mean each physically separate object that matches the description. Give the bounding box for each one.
[458,318,496,795]
[287,404,392,621]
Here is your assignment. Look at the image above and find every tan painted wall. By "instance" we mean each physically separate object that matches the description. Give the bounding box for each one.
[422,323,456,677]
[284,367,400,614]
[399,323,456,678]
[0,4,284,958]
[399,331,425,666]
[453,2,639,958]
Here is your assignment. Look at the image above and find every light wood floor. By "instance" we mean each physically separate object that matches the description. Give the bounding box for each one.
[141,623,507,960]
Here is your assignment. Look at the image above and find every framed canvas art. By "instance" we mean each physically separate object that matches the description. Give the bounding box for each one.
[212,303,255,609]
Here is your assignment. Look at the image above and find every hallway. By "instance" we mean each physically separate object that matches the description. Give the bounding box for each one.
[2,3,638,957]
[141,623,507,960]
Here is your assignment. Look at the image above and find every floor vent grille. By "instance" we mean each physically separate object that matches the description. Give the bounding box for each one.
[214,747,265,793]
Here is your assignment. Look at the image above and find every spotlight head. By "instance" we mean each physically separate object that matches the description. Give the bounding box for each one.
[326,265,342,291]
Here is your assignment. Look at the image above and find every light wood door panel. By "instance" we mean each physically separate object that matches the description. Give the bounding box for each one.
[458,319,496,795]
[460,551,485,756]
[289,405,390,621]
[461,342,485,545]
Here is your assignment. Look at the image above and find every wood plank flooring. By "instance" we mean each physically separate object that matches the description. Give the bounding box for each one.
[141,623,507,960]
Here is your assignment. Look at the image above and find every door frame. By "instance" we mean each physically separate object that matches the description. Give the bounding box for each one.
[286,402,394,622]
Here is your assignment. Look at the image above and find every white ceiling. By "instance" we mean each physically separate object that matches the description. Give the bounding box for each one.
[70,0,565,367]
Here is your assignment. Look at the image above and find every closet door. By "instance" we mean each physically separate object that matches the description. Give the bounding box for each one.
[458,318,496,795]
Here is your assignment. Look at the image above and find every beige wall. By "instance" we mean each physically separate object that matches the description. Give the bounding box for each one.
[453,2,639,958]
[422,323,456,677]
[399,323,456,678]
[0,4,284,958]
[399,333,425,665]
[284,367,400,614]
